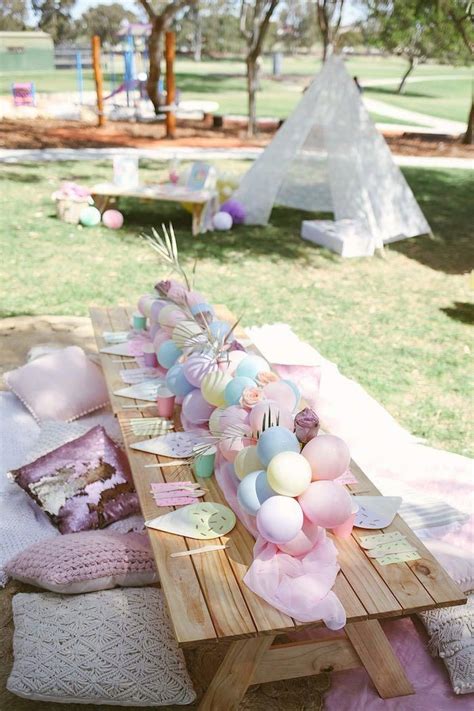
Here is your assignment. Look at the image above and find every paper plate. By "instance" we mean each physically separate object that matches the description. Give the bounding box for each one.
[146,502,236,539]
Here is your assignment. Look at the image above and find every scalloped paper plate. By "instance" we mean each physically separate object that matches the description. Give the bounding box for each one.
[353,496,402,529]
[146,502,236,539]
[131,431,206,458]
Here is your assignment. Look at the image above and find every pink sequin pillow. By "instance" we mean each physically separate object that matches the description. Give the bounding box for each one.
[5,531,158,593]
[4,346,109,422]
[11,425,139,534]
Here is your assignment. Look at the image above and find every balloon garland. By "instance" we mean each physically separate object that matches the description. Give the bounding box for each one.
[138,224,357,556]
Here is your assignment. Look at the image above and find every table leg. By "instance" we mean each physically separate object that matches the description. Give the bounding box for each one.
[192,203,205,236]
[345,620,414,698]
[198,635,275,711]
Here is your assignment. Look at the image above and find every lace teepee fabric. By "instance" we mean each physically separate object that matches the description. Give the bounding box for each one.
[7,588,196,706]
[419,594,474,695]
[234,56,430,247]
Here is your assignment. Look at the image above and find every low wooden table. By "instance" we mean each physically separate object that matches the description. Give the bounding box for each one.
[91,183,219,236]
[91,305,466,710]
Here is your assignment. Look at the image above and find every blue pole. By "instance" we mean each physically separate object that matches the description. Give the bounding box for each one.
[76,51,83,105]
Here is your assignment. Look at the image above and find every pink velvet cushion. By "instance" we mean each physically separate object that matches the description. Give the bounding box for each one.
[11,425,139,534]
[4,346,108,422]
[5,531,158,594]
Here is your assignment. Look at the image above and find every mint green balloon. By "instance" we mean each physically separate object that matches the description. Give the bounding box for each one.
[80,206,101,227]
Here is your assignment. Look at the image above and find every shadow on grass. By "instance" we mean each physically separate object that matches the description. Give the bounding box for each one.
[2,170,41,183]
[364,86,434,99]
[175,72,245,94]
[440,302,474,325]
[118,199,337,265]
[390,168,474,275]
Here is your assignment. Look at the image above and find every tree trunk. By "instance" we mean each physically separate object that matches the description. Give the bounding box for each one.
[246,55,258,137]
[193,4,202,61]
[462,100,473,145]
[147,17,166,114]
[397,57,415,94]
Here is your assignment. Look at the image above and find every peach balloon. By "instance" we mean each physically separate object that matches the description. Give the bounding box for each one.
[277,518,323,556]
[302,434,350,481]
[298,481,353,528]
[263,380,298,411]
[219,425,252,463]
[248,399,294,434]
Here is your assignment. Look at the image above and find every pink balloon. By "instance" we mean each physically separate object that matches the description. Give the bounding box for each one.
[181,389,215,425]
[277,518,323,556]
[219,405,250,431]
[298,481,353,528]
[167,309,187,328]
[183,353,218,387]
[256,496,304,544]
[262,381,298,411]
[185,290,207,308]
[302,434,350,481]
[248,399,294,434]
[219,425,253,463]
[218,350,247,375]
[102,209,123,229]
[149,322,160,340]
[152,329,170,354]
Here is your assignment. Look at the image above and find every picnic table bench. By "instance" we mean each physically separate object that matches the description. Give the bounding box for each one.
[91,304,466,710]
[91,183,218,236]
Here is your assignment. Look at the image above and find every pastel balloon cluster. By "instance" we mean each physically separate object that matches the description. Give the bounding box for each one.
[136,279,356,556]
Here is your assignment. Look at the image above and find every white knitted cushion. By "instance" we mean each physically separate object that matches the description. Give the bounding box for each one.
[419,594,473,695]
[7,588,196,706]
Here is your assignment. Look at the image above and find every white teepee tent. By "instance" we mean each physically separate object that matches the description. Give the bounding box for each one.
[233,56,430,248]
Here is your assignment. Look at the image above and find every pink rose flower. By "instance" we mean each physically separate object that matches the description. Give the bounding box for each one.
[294,407,320,444]
[256,371,280,386]
[240,387,264,409]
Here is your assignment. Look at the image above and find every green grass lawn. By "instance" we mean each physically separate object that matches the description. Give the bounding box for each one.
[1,159,473,457]
[0,55,470,125]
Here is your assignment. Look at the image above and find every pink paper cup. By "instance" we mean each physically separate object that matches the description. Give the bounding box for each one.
[143,345,158,368]
[156,387,175,418]
[331,501,359,539]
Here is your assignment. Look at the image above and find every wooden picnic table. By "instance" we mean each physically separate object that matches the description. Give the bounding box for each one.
[91,182,219,236]
[90,304,466,710]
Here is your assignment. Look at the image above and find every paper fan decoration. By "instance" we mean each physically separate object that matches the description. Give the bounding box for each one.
[146,502,236,539]
[353,496,402,529]
[131,431,206,458]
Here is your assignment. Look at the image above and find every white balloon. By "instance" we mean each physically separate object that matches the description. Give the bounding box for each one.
[213,211,233,231]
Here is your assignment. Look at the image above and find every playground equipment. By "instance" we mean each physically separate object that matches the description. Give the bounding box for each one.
[11,82,36,107]
[92,35,105,127]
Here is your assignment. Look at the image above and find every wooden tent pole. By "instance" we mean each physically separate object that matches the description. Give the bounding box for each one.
[92,35,105,127]
[165,31,176,139]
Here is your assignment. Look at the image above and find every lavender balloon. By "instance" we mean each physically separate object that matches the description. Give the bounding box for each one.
[182,389,215,425]
[220,199,246,225]
[256,496,304,544]
[183,352,217,387]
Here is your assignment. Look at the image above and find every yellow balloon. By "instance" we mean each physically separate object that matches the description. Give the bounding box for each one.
[267,451,312,497]
[158,304,183,327]
[209,407,225,436]
[201,371,232,407]
[234,445,263,480]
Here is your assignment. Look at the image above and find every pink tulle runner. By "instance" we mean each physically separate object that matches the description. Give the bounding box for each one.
[214,453,346,629]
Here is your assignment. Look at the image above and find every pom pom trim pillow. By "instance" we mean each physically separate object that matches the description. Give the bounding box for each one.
[7,588,196,706]
[11,425,139,534]
[5,530,158,593]
[4,345,109,422]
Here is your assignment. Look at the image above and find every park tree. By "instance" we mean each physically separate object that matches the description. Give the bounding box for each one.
[77,3,138,46]
[137,0,196,114]
[0,0,28,31]
[32,0,77,44]
[315,0,346,60]
[240,0,280,136]
[278,1,317,53]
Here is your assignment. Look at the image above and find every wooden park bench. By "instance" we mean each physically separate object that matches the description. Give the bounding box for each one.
[90,304,466,711]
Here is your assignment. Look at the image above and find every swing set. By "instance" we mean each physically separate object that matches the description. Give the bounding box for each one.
[89,32,177,138]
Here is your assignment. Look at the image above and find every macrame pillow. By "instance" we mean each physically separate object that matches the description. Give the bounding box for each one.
[419,594,473,695]
[4,345,109,422]
[5,530,157,593]
[7,588,196,706]
[11,425,139,534]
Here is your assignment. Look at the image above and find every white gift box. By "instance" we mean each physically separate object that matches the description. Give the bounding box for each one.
[301,219,376,258]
